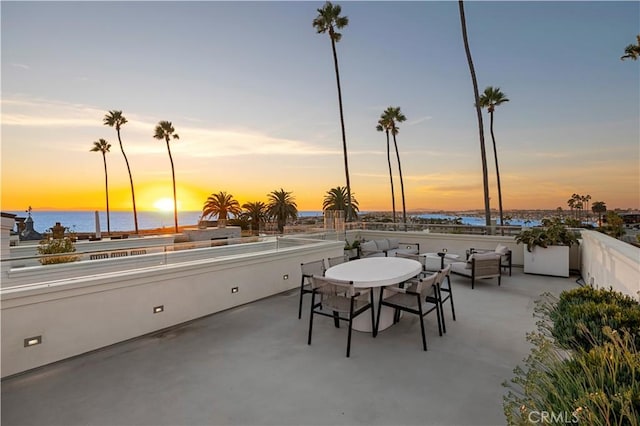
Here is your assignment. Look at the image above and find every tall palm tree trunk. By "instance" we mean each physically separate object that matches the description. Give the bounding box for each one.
[117,129,139,234]
[489,110,504,234]
[101,152,111,235]
[166,141,179,233]
[458,0,491,228]
[392,133,407,229]
[330,36,353,222]
[385,130,397,224]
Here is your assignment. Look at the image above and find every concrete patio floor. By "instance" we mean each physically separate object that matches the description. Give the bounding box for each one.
[1,268,578,426]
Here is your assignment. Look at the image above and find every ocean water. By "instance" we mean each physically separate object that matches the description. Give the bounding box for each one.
[8,210,541,234]
[416,213,541,227]
[6,210,325,233]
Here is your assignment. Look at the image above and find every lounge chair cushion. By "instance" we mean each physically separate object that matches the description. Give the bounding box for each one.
[387,238,400,249]
[495,244,509,255]
[465,252,501,269]
[375,239,390,251]
[360,240,378,255]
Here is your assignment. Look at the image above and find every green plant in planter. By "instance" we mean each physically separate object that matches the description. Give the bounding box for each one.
[515,217,579,252]
[37,226,78,265]
[344,239,360,251]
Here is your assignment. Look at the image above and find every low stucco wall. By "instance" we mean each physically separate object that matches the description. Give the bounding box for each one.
[1,238,343,377]
[351,229,582,271]
[580,230,640,300]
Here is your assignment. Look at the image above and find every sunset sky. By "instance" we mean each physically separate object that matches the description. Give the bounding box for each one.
[2,1,639,214]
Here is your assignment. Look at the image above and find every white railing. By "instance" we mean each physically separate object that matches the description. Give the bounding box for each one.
[1,235,335,289]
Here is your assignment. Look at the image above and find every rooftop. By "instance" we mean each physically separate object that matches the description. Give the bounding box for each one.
[1,268,576,426]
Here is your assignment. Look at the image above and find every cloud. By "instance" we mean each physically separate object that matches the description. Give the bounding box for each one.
[406,116,432,126]
[1,95,340,158]
[2,97,104,127]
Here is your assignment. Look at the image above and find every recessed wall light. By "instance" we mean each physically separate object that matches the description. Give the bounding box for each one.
[153,305,164,314]
[283,274,289,280]
[24,336,42,347]
[231,287,239,293]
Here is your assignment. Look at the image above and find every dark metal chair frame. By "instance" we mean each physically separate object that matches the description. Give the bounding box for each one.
[307,276,375,358]
[376,272,442,351]
[298,260,326,319]
[436,265,456,333]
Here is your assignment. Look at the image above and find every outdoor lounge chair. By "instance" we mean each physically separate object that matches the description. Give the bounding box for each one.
[450,252,502,289]
[466,244,512,276]
[359,238,420,258]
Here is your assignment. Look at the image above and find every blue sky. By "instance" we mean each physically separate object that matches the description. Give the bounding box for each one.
[2,1,639,213]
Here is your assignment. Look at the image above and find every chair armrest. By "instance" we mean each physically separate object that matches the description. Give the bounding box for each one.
[385,286,420,296]
[399,242,420,252]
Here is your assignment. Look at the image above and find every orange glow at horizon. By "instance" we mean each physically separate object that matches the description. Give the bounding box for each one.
[2,171,638,213]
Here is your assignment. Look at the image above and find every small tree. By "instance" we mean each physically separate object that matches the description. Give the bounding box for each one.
[602,211,624,238]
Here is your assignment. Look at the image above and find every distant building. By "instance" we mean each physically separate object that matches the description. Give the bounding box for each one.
[620,213,640,225]
[18,214,43,241]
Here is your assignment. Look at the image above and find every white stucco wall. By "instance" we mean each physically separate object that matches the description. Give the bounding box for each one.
[1,238,343,377]
[580,230,640,300]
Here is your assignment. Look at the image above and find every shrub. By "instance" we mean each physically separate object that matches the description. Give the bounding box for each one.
[504,328,640,426]
[546,287,640,352]
[505,287,640,425]
[37,236,78,265]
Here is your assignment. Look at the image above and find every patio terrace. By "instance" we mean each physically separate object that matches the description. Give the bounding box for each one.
[1,268,577,426]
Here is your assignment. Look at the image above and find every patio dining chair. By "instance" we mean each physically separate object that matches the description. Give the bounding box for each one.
[298,260,326,319]
[307,276,375,358]
[436,264,455,333]
[376,271,442,351]
[327,254,349,267]
[394,252,428,274]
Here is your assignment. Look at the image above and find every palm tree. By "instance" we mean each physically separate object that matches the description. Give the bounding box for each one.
[322,186,359,220]
[202,191,242,225]
[266,188,298,234]
[592,201,607,227]
[103,110,138,234]
[582,194,591,221]
[567,197,576,218]
[376,118,397,224]
[458,0,491,228]
[382,107,408,227]
[479,86,509,230]
[313,1,354,222]
[241,201,268,235]
[90,139,112,235]
[153,121,180,233]
[621,35,640,61]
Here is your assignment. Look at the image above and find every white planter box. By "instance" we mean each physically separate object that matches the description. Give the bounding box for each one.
[523,245,570,277]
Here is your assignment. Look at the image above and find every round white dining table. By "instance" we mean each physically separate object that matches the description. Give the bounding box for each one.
[325,257,422,333]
